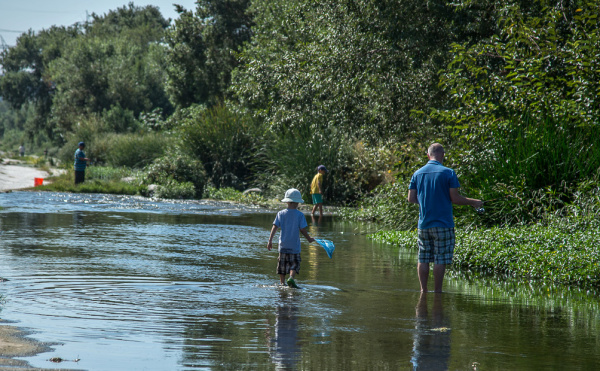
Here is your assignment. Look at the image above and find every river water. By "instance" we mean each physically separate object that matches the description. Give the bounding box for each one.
[0,191,599,370]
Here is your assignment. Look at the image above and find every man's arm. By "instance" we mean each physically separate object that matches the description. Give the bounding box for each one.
[449,188,483,209]
[407,189,418,204]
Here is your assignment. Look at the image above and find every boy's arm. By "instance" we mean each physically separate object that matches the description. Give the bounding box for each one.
[299,227,315,243]
[267,225,278,251]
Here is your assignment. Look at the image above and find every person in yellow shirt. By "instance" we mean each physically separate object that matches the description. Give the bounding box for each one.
[310,165,328,216]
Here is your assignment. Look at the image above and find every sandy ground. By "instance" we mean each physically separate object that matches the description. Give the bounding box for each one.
[0,162,51,192]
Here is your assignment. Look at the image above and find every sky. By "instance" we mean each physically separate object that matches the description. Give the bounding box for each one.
[0,0,198,48]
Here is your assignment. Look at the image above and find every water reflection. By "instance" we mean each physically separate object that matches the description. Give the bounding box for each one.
[269,289,302,370]
[3,192,600,370]
[411,293,451,370]
[310,214,323,227]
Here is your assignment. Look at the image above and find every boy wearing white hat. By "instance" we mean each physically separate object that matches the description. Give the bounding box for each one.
[267,188,315,288]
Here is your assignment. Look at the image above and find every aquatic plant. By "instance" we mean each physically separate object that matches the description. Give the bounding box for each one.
[370,215,600,291]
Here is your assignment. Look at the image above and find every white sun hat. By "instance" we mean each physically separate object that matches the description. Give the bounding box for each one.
[281,188,304,203]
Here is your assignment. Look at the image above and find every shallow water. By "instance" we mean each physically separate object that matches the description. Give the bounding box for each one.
[0,191,599,370]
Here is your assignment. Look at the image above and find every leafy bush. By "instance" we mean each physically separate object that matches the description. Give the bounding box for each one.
[144,152,207,197]
[101,104,139,133]
[339,181,419,230]
[154,179,196,199]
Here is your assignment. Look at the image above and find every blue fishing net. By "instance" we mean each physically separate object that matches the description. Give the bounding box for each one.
[314,238,335,259]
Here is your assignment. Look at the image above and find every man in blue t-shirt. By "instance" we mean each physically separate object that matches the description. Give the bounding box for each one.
[408,143,483,293]
[74,142,89,184]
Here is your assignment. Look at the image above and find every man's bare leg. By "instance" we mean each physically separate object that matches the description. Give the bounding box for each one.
[433,264,446,293]
[418,263,429,292]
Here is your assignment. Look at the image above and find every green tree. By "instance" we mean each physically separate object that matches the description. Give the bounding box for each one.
[0,3,171,143]
[165,0,253,107]
[434,1,600,189]
[436,0,600,129]
[47,4,172,138]
[231,0,499,143]
[0,26,81,140]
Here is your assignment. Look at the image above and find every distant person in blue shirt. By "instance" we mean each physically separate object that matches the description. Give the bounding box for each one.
[408,143,483,293]
[267,188,315,288]
[74,141,89,184]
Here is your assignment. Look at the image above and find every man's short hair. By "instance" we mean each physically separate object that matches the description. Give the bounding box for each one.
[428,143,444,156]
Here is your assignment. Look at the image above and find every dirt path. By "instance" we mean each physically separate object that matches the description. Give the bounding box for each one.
[0,163,51,192]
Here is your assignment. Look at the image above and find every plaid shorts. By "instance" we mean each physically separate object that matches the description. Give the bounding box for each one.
[417,227,455,265]
[277,253,301,275]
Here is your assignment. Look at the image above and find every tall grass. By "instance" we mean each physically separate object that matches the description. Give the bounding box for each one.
[96,132,170,168]
[178,104,259,189]
[344,114,600,228]
[467,115,600,192]
[454,115,600,225]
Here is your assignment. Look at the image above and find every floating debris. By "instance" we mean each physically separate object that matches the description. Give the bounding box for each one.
[48,357,80,363]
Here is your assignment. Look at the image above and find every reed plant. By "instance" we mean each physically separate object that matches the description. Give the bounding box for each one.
[86,166,136,181]
[451,115,600,225]
[466,115,600,191]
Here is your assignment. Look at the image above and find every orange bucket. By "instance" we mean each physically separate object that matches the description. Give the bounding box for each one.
[34,178,44,187]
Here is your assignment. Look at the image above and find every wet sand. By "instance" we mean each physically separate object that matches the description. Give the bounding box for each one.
[0,322,49,365]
